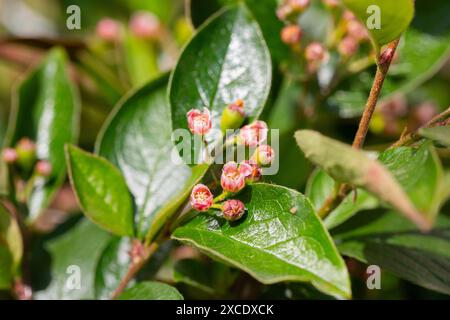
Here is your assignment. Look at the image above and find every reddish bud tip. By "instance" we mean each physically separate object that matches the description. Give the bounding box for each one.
[379,47,395,67]
[2,148,18,164]
[36,160,52,177]
[221,99,246,131]
[130,12,160,39]
[190,184,213,212]
[96,18,121,42]
[221,162,247,193]
[238,121,268,147]
[281,25,302,45]
[222,199,245,222]
[252,145,275,166]
[187,107,212,135]
[16,137,35,152]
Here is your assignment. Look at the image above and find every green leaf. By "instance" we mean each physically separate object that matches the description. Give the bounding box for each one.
[35,219,112,299]
[306,170,378,229]
[0,204,23,289]
[342,0,414,49]
[95,237,132,299]
[333,210,450,295]
[66,145,134,237]
[173,183,351,299]
[96,76,207,240]
[295,130,431,230]
[419,126,450,148]
[169,4,271,152]
[118,281,183,300]
[378,142,444,223]
[5,48,80,220]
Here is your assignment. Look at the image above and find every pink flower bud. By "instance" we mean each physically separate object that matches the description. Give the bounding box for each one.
[305,42,327,62]
[222,199,245,222]
[221,162,247,193]
[15,137,36,171]
[2,148,18,164]
[338,36,359,57]
[238,121,268,147]
[96,18,121,42]
[221,99,246,131]
[323,0,340,9]
[240,160,262,182]
[251,145,275,166]
[36,160,52,177]
[288,0,310,12]
[343,10,356,22]
[379,46,395,67]
[276,4,293,21]
[281,25,302,45]
[130,12,160,39]
[190,184,213,212]
[347,20,369,41]
[187,108,212,135]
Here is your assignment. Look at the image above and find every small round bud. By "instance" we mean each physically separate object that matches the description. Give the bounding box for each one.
[347,20,369,41]
[222,199,245,222]
[305,42,327,62]
[96,18,121,42]
[187,107,212,135]
[342,10,356,22]
[129,11,160,39]
[238,121,268,147]
[221,162,247,193]
[281,25,302,45]
[251,145,275,166]
[338,36,359,57]
[36,160,52,177]
[276,4,293,21]
[323,0,340,9]
[16,137,36,171]
[2,148,18,164]
[190,184,213,212]
[288,0,310,13]
[220,99,246,131]
[414,102,438,126]
[240,160,262,182]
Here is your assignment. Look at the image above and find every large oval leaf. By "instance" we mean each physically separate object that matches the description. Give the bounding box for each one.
[6,48,80,220]
[169,4,271,151]
[66,145,134,237]
[96,76,207,240]
[118,281,183,300]
[0,204,23,289]
[34,219,112,300]
[343,0,414,49]
[173,183,351,299]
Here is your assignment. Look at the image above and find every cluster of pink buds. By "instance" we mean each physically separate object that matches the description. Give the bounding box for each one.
[1,137,52,178]
[337,10,370,58]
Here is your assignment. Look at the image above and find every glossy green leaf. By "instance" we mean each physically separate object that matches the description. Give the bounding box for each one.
[170,4,271,151]
[118,281,183,300]
[95,237,132,299]
[173,183,351,299]
[0,204,23,289]
[66,145,134,237]
[97,76,207,240]
[306,170,378,229]
[5,48,80,220]
[333,210,450,295]
[295,130,431,230]
[379,142,443,223]
[35,219,112,299]
[419,126,450,148]
[343,0,414,48]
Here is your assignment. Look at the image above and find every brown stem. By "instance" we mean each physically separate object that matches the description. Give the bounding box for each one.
[110,241,159,300]
[317,40,400,219]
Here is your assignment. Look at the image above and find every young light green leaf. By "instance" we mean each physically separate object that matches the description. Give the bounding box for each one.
[419,126,450,148]
[295,130,431,231]
[118,281,183,300]
[173,183,351,299]
[169,4,271,151]
[333,210,450,295]
[5,48,80,221]
[306,170,378,229]
[34,219,112,299]
[66,145,134,237]
[343,0,414,49]
[379,142,444,223]
[0,204,23,289]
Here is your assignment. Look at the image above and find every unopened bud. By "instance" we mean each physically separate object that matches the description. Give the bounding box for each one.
[276,5,293,21]
[130,12,160,39]
[288,0,310,13]
[281,25,302,45]
[16,137,36,171]
[222,199,245,222]
[379,46,395,67]
[338,36,359,57]
[347,20,369,41]
[220,99,246,131]
[2,148,18,164]
[96,18,121,42]
[323,0,340,9]
[251,145,275,166]
[36,160,52,177]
